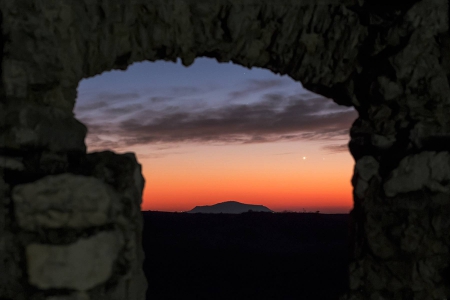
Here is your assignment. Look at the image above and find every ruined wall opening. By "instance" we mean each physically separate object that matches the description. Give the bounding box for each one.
[75,57,358,299]
[2,1,449,299]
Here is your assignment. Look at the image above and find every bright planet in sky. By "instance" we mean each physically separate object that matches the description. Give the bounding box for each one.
[74,57,358,213]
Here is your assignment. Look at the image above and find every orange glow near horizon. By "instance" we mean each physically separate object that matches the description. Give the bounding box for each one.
[134,140,354,213]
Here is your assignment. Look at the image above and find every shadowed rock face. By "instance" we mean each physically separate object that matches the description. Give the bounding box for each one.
[0,1,449,299]
[26,231,124,291]
[188,201,273,214]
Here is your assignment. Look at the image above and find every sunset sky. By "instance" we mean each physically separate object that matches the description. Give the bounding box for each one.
[74,57,358,213]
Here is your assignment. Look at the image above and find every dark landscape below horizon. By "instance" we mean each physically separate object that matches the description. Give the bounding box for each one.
[142,210,350,300]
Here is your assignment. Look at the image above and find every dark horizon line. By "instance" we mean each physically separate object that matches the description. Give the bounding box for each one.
[142,209,350,215]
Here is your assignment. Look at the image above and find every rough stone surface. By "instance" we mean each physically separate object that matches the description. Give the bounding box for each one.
[46,292,89,300]
[353,155,379,199]
[0,0,449,299]
[0,101,87,153]
[70,151,147,300]
[0,155,25,170]
[384,151,450,197]
[26,231,123,291]
[0,175,27,300]
[12,173,121,230]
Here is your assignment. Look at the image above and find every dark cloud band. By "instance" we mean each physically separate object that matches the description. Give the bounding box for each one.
[75,79,358,153]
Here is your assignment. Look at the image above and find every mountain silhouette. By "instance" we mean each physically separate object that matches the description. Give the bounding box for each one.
[187,201,273,214]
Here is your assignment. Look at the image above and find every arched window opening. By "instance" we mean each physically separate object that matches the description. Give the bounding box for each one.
[75,57,358,299]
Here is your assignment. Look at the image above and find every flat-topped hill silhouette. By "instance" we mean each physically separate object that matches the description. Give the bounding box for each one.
[187,200,273,214]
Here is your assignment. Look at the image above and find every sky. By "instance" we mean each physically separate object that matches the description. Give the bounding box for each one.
[74,57,358,213]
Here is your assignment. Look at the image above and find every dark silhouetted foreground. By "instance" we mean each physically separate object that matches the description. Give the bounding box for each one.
[142,211,349,300]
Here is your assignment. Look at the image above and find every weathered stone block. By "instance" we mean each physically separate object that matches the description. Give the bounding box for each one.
[12,173,121,230]
[0,155,25,171]
[354,155,379,199]
[26,231,123,290]
[0,102,87,153]
[46,291,89,300]
[384,151,450,197]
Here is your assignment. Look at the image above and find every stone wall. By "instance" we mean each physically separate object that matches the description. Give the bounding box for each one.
[1,149,147,300]
[0,0,449,299]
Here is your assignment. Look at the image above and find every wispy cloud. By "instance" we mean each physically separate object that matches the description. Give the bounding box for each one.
[322,144,350,153]
[169,86,202,96]
[272,152,297,155]
[134,150,191,159]
[75,101,110,113]
[227,79,289,100]
[96,92,141,102]
[149,96,175,103]
[102,103,145,116]
[76,80,357,153]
